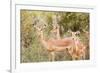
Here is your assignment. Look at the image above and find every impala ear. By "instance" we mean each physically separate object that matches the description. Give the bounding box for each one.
[32,23,35,26]
[76,31,80,35]
[68,29,72,33]
[43,24,47,29]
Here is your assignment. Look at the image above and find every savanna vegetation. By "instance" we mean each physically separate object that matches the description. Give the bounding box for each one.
[20,10,89,63]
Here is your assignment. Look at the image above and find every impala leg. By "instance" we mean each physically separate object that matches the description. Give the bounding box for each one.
[81,48,86,60]
[84,48,86,59]
[51,52,55,61]
[72,55,76,60]
[69,47,76,60]
[48,51,55,61]
[49,52,52,61]
[48,52,51,61]
[82,51,86,60]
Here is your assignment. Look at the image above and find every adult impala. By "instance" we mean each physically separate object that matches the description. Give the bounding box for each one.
[51,25,86,60]
[34,25,75,61]
[68,30,86,60]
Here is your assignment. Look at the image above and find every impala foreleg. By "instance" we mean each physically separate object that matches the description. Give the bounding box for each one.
[51,52,55,61]
[48,51,55,61]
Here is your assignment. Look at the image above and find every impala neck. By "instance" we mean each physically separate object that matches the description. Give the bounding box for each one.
[56,26,60,39]
[40,31,44,40]
[39,31,48,48]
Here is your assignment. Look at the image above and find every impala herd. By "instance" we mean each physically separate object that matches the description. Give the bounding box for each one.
[33,24,87,61]
[32,15,88,61]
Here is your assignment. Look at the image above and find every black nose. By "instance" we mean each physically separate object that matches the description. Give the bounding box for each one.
[32,23,36,27]
[32,23,35,26]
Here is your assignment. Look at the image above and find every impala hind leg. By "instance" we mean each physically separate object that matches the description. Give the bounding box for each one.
[72,55,76,60]
[82,51,86,60]
[65,48,72,60]
[48,52,52,61]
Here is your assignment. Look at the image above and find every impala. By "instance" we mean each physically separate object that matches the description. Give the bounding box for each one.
[52,25,86,60]
[68,30,86,60]
[34,25,75,61]
[51,26,86,60]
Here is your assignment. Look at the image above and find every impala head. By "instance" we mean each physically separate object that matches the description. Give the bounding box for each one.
[50,24,60,35]
[68,30,80,39]
[32,16,47,34]
[68,29,80,35]
[33,25,42,36]
[33,23,47,40]
[50,25,59,33]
